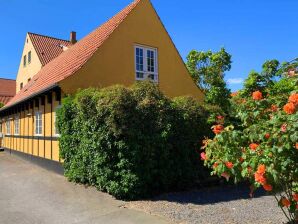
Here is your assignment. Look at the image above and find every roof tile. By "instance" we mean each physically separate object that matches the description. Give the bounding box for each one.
[29,33,73,66]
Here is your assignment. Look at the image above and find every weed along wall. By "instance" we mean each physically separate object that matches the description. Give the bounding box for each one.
[0,89,62,162]
[58,82,209,200]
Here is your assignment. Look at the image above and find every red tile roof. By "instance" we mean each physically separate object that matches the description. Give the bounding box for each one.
[0,78,16,105]
[4,0,141,108]
[28,33,73,66]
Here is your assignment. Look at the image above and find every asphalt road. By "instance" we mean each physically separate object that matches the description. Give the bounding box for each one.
[0,152,169,224]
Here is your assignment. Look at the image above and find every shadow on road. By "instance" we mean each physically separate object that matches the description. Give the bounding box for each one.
[152,182,268,205]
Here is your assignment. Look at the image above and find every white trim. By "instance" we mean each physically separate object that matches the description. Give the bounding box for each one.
[5,119,11,136]
[14,115,20,135]
[54,105,62,137]
[34,111,43,136]
[134,45,159,82]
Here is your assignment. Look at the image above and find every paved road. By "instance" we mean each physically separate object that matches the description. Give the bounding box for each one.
[0,152,169,224]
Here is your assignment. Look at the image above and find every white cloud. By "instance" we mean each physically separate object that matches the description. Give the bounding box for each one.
[227,78,244,85]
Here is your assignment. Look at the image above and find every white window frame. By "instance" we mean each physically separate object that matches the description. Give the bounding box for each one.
[14,115,20,135]
[134,45,158,82]
[35,111,43,136]
[54,105,61,136]
[6,119,11,135]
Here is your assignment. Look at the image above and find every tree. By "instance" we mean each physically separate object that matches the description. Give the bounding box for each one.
[241,60,280,97]
[186,48,232,112]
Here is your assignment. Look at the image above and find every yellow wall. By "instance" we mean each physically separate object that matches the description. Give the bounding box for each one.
[0,91,61,162]
[59,0,204,101]
[16,33,42,93]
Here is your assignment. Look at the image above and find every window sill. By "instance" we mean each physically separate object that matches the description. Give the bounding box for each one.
[136,78,159,83]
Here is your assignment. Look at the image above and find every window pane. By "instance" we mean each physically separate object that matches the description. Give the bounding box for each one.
[136,72,144,79]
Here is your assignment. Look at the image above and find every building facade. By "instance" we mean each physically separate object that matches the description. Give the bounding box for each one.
[0,0,204,163]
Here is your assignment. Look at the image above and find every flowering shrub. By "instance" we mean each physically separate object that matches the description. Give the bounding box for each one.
[202,75,298,223]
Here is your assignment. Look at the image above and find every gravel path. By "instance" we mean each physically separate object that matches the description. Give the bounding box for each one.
[125,184,287,224]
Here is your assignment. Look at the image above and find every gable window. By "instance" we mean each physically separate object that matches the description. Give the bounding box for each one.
[35,111,42,136]
[28,78,31,83]
[23,55,27,67]
[14,116,19,135]
[135,45,158,82]
[28,51,32,64]
[6,119,10,135]
[20,83,23,90]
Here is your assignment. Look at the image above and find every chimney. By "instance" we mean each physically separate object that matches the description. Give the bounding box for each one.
[70,31,77,44]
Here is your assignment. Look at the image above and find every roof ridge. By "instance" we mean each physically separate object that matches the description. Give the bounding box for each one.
[28,32,71,43]
[0,78,16,81]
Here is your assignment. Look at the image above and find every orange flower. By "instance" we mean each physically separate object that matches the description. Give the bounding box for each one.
[249,143,259,151]
[293,193,298,202]
[283,102,296,114]
[257,164,266,175]
[212,125,224,135]
[231,92,239,97]
[239,157,244,163]
[254,172,267,185]
[213,162,219,168]
[281,123,287,132]
[225,162,234,169]
[296,143,298,150]
[200,152,207,161]
[264,133,270,139]
[263,184,273,191]
[271,105,278,112]
[281,197,291,207]
[252,91,263,100]
[289,93,298,106]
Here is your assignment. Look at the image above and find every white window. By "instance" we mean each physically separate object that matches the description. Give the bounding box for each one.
[135,45,158,82]
[6,120,10,135]
[35,111,42,135]
[54,106,61,136]
[14,116,20,135]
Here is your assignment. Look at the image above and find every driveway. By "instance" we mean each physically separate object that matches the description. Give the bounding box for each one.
[0,152,169,224]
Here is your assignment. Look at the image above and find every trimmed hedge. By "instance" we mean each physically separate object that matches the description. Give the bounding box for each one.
[58,81,209,200]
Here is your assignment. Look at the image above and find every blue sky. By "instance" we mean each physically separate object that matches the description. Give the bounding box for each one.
[0,0,297,92]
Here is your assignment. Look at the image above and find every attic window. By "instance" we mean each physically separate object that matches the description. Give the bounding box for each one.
[23,55,27,67]
[28,51,32,64]
[135,45,158,82]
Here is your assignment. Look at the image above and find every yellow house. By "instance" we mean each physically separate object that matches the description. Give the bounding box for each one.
[0,0,203,166]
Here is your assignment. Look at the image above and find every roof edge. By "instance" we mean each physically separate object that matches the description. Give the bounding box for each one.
[1,84,59,112]
[28,32,71,43]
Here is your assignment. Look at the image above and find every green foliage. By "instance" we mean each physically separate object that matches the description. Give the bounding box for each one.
[241,60,281,97]
[58,81,209,200]
[0,102,4,108]
[186,47,232,112]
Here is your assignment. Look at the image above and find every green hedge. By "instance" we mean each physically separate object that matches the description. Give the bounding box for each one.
[58,81,209,200]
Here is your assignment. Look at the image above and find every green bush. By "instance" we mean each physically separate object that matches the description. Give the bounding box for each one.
[58,81,209,200]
